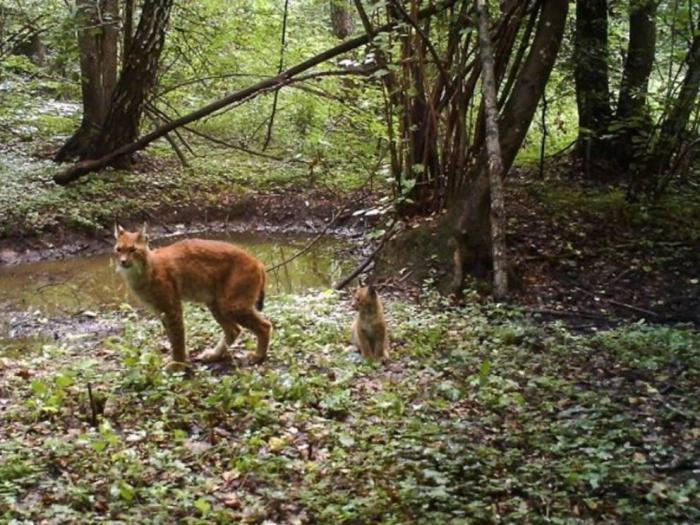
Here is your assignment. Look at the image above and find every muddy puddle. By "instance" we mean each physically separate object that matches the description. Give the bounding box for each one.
[0,231,356,351]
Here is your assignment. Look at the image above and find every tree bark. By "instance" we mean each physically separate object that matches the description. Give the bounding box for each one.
[453,0,569,293]
[640,21,700,195]
[614,0,658,169]
[122,0,134,68]
[92,0,174,167]
[54,0,460,184]
[330,0,355,39]
[574,0,611,166]
[475,0,508,299]
[54,0,119,162]
[471,0,531,155]
[262,0,290,150]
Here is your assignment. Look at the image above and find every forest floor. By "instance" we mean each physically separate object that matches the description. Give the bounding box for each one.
[1,146,698,329]
[1,291,698,523]
[1,76,698,327]
[1,84,699,523]
[505,168,699,328]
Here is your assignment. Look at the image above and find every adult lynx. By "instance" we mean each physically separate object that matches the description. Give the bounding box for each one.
[114,224,271,370]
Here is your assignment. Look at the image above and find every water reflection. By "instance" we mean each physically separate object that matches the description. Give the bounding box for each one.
[0,232,355,317]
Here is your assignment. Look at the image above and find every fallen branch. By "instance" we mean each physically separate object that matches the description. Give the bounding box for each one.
[267,201,353,273]
[53,0,459,185]
[525,308,614,321]
[334,218,398,290]
[575,287,660,318]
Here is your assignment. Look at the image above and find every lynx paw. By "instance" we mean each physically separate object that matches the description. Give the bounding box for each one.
[198,347,230,363]
[244,351,266,366]
[165,360,191,373]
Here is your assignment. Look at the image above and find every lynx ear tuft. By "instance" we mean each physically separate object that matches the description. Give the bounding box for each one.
[137,222,149,243]
[114,222,125,239]
[367,284,377,296]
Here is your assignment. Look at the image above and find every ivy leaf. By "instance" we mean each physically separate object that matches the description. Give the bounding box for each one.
[194,497,211,514]
[338,433,355,448]
[479,360,492,386]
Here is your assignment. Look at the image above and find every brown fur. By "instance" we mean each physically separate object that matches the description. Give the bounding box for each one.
[114,224,271,370]
[351,285,389,361]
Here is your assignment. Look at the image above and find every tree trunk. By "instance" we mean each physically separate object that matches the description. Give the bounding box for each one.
[470,0,531,155]
[54,0,460,184]
[330,0,354,39]
[12,32,47,64]
[614,0,657,170]
[453,0,569,293]
[639,22,700,195]
[475,0,508,299]
[122,0,134,67]
[92,0,174,167]
[54,0,119,162]
[574,0,611,168]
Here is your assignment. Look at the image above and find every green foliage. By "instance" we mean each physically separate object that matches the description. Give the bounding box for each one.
[529,179,700,241]
[2,292,698,522]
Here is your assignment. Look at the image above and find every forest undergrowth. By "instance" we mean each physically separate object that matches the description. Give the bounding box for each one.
[1,50,699,524]
[1,290,698,523]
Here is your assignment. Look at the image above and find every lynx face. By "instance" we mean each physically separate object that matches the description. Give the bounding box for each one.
[114,225,148,272]
[353,285,379,312]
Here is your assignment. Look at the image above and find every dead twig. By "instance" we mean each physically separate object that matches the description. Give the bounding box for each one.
[87,382,98,427]
[575,287,660,318]
[525,307,613,321]
[267,201,353,273]
[334,218,399,290]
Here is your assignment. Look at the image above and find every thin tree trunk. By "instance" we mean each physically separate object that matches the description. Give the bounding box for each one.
[475,0,508,299]
[263,0,290,150]
[453,0,568,293]
[641,21,700,195]
[471,0,530,160]
[54,0,119,161]
[122,0,134,68]
[102,0,118,101]
[54,0,460,184]
[574,0,611,167]
[614,0,657,169]
[93,0,174,167]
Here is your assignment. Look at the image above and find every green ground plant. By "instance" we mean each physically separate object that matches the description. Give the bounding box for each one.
[1,290,698,523]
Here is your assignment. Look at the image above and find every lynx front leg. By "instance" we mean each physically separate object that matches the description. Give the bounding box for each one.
[162,307,188,371]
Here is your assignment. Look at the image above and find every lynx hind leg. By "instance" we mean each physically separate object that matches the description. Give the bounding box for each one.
[219,270,271,365]
[232,310,272,365]
[198,303,242,362]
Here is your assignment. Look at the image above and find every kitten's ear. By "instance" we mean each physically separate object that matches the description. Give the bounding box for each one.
[114,222,124,239]
[137,222,148,243]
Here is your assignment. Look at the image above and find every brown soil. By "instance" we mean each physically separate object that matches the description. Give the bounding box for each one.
[509,179,698,328]
[377,171,699,329]
[0,191,367,266]
[2,168,697,330]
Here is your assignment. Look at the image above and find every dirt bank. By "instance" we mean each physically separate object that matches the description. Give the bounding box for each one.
[0,191,367,266]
